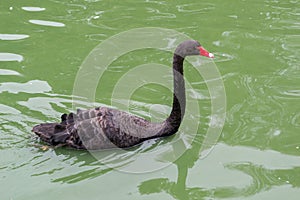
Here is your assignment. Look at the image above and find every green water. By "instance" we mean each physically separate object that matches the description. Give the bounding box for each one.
[1,0,299,199]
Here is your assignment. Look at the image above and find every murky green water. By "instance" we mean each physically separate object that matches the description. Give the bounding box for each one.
[1,0,299,199]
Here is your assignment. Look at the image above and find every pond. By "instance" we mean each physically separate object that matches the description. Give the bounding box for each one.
[0,0,299,199]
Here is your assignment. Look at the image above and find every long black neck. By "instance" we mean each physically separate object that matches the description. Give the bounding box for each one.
[166,54,186,131]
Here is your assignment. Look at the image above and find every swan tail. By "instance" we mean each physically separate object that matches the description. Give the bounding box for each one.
[32,113,73,146]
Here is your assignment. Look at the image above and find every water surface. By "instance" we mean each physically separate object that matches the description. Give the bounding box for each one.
[0,0,299,199]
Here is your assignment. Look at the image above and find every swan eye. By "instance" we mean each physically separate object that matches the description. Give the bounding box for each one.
[188,47,196,53]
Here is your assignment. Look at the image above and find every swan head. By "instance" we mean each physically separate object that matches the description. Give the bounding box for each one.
[175,40,214,58]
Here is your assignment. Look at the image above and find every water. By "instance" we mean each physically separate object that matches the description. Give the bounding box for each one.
[1,0,299,199]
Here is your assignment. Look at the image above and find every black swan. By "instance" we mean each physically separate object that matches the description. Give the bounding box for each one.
[32,40,214,150]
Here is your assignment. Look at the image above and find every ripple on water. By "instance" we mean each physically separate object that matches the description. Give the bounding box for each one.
[187,143,300,193]
[146,8,176,20]
[145,0,167,5]
[211,52,235,62]
[281,90,300,97]
[176,3,215,13]
[227,74,289,147]
[0,104,21,115]
[0,69,22,76]
[291,112,300,127]
[0,53,23,62]
[85,33,107,41]
[29,20,65,27]
[21,7,46,12]
[281,35,300,53]
[0,104,37,150]
[0,80,52,94]
[0,34,29,41]
[86,15,116,30]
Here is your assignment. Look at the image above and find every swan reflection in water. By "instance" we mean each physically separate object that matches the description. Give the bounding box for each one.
[138,134,300,199]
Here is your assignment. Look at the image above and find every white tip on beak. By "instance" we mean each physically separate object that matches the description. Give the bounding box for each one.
[208,53,214,58]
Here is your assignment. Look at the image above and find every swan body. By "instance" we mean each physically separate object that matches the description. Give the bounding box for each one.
[32,40,213,149]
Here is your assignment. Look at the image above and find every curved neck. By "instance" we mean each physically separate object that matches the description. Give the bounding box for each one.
[166,54,186,130]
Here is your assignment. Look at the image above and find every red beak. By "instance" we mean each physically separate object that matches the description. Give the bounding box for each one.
[198,46,214,58]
